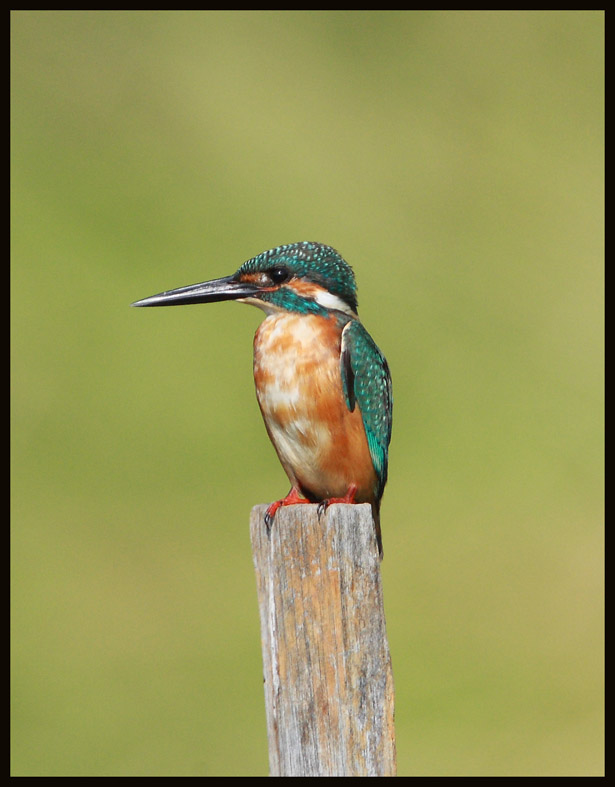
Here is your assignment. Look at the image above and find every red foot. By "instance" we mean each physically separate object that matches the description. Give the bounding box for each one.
[264,487,311,529]
[316,484,359,518]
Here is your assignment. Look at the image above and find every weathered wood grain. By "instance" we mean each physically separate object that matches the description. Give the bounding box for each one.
[250,503,396,777]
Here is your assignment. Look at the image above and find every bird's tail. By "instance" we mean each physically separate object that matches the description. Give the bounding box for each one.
[372,502,383,559]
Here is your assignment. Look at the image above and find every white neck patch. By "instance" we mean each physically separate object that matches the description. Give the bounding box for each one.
[313,288,356,316]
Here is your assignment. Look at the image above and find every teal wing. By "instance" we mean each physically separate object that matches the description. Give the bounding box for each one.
[340,319,393,498]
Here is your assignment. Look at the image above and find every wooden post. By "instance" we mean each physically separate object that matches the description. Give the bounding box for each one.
[250,503,396,777]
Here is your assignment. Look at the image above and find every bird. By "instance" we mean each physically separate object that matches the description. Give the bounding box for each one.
[132,242,392,555]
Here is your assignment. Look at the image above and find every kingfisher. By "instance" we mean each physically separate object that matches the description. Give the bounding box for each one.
[132,242,393,555]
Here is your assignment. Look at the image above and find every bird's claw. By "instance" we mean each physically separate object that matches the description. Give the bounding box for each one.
[263,488,311,535]
[317,500,329,519]
[264,503,279,532]
[316,485,359,520]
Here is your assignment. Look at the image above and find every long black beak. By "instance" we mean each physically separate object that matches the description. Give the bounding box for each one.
[131,275,260,308]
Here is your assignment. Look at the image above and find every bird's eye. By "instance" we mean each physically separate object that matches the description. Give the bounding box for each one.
[269,266,290,285]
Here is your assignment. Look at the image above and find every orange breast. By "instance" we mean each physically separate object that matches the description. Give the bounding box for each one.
[253,312,377,503]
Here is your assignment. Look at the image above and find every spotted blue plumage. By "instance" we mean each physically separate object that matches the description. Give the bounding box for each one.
[237,241,358,314]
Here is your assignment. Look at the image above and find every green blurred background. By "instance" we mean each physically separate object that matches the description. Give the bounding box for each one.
[11,10,603,776]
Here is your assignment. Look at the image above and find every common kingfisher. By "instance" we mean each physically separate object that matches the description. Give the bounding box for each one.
[133,242,393,555]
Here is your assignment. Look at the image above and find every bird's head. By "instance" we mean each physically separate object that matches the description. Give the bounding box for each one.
[132,242,358,317]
